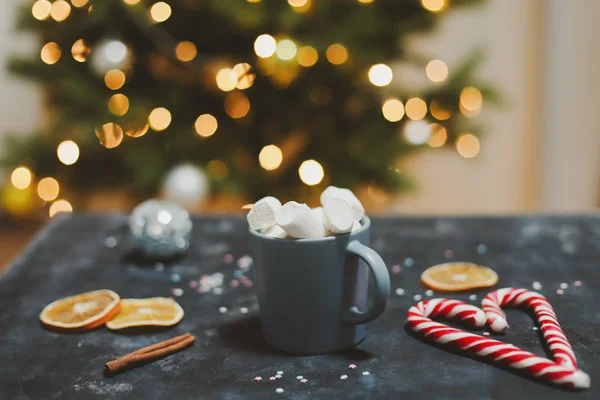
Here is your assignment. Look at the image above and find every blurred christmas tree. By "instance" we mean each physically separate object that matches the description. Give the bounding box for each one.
[2,0,496,217]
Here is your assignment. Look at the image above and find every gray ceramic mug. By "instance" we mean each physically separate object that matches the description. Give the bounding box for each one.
[250,216,390,354]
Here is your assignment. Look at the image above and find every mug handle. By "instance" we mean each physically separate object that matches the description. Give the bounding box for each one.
[343,240,390,325]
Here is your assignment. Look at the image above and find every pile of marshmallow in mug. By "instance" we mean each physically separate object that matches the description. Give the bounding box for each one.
[247,186,365,239]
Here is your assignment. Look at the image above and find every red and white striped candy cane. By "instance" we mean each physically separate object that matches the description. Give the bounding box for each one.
[482,288,577,369]
[407,298,590,389]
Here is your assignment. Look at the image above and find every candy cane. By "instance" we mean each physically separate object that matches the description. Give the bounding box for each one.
[482,288,577,369]
[407,299,590,389]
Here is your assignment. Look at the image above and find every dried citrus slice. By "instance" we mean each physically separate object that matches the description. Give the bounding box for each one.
[106,297,184,330]
[40,289,121,332]
[421,262,498,291]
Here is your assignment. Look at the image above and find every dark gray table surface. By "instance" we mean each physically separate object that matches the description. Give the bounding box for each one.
[0,214,599,399]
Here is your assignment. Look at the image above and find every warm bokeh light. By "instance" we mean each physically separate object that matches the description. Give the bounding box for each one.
[148,107,172,131]
[460,86,483,111]
[456,133,481,158]
[233,63,255,89]
[326,44,348,65]
[125,124,149,138]
[405,97,428,120]
[381,98,405,122]
[276,39,297,61]
[175,41,197,62]
[403,120,431,145]
[216,68,238,92]
[32,0,52,20]
[427,123,448,148]
[104,69,126,90]
[421,0,445,12]
[108,94,130,116]
[71,39,90,62]
[297,46,318,67]
[288,0,307,6]
[11,167,32,190]
[50,0,71,22]
[123,0,141,5]
[254,34,277,58]
[72,0,89,7]
[298,160,324,186]
[368,64,393,87]
[430,100,451,120]
[224,93,251,119]
[358,0,374,3]
[150,2,171,22]
[57,140,80,165]
[247,0,261,2]
[49,199,73,218]
[206,160,228,180]
[426,59,448,82]
[259,145,283,171]
[105,40,127,64]
[41,42,61,65]
[37,177,59,201]
[195,114,218,137]
[95,123,124,148]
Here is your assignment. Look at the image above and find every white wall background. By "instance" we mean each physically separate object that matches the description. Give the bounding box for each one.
[0,0,598,214]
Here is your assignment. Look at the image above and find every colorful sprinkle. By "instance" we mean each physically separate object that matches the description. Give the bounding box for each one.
[213,287,223,295]
[240,307,249,314]
[234,270,244,278]
[230,279,240,287]
[172,288,183,297]
[362,371,370,376]
[468,294,477,301]
[171,273,181,283]
[275,388,284,393]
[277,371,284,375]
[340,375,348,380]
[425,290,434,297]
[395,288,405,296]
[254,377,262,382]
[403,258,415,267]
[223,254,234,263]
[444,249,454,259]
[218,306,228,314]
[532,327,539,331]
[391,265,402,274]
[296,375,303,380]
[556,289,564,295]
[269,377,276,381]
[300,379,308,384]
[483,332,490,336]
[348,364,357,369]
[105,236,117,248]
[189,280,198,289]
[237,255,253,271]
[532,281,542,291]
[242,280,254,288]
[154,263,165,271]
[477,244,488,254]
[574,280,582,287]
[413,294,422,301]
[559,282,569,290]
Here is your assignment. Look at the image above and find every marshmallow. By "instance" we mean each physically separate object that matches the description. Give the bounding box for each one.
[320,186,364,221]
[262,225,287,238]
[276,201,326,239]
[351,220,362,232]
[312,207,324,221]
[322,197,354,234]
[247,196,282,230]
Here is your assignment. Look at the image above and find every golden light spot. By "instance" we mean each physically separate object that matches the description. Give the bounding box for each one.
[382,98,405,122]
[206,160,228,180]
[259,145,283,171]
[421,0,445,12]
[297,46,318,67]
[150,2,171,22]
[368,64,393,87]
[11,167,32,190]
[123,0,141,5]
[215,68,238,92]
[430,100,451,121]
[298,160,324,186]
[95,123,124,148]
[175,41,197,62]
[125,123,149,138]
[247,0,261,2]
[107,94,130,116]
[254,34,277,58]
[57,140,80,165]
[426,59,448,82]
[72,0,89,7]
[276,39,297,61]
[194,114,218,137]
[289,0,311,13]
[456,133,480,158]
[460,86,483,112]
[41,42,61,65]
[32,0,52,20]
[326,44,348,65]
[148,107,172,131]
[71,39,90,62]
[49,199,73,218]
[242,204,254,210]
[37,178,59,201]
[233,63,255,89]
[50,0,71,22]
[427,124,447,148]
[288,0,307,6]
[358,0,374,3]
[403,120,431,145]
[104,69,126,90]
[224,93,250,119]
[405,97,427,120]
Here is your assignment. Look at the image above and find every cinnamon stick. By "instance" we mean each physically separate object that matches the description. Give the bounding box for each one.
[105,332,196,375]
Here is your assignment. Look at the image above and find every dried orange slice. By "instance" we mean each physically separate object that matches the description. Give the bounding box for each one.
[421,262,498,292]
[40,289,121,332]
[106,297,184,330]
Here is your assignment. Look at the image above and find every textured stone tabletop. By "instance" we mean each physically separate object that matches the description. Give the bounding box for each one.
[0,214,599,399]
